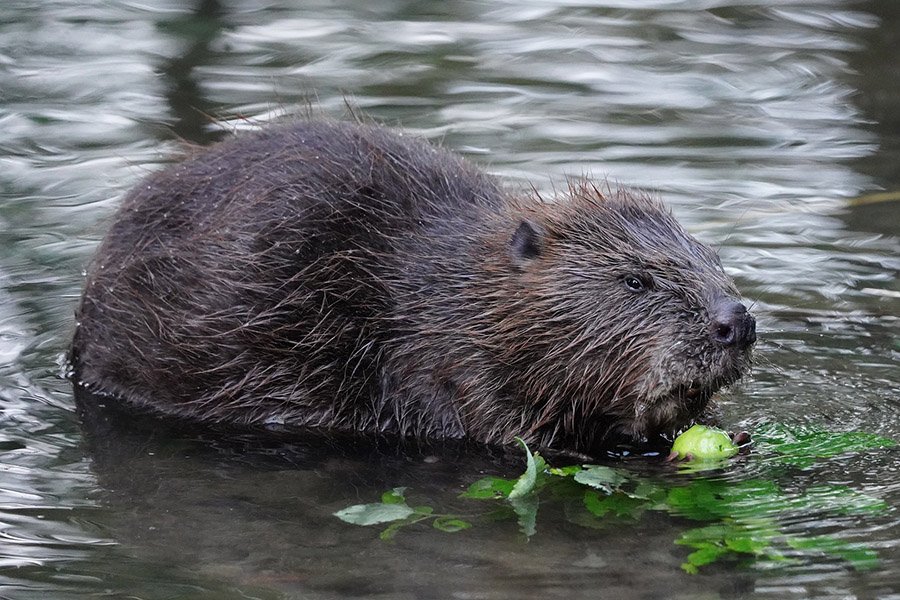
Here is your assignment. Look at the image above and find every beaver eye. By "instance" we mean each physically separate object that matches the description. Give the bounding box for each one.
[623,274,647,293]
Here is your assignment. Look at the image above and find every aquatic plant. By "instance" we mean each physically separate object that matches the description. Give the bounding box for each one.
[335,426,895,573]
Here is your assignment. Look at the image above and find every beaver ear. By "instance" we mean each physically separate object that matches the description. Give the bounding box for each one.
[510,219,544,267]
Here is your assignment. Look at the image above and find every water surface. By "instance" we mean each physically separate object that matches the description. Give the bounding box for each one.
[0,1,897,598]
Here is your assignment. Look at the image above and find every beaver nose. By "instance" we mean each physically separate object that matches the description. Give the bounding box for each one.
[710,300,756,348]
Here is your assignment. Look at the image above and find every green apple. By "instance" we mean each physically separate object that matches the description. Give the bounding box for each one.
[670,424,739,461]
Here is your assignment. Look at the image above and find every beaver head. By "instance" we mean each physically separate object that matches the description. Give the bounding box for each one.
[450,182,756,452]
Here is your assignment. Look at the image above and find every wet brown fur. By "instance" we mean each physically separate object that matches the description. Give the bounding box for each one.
[71,121,754,454]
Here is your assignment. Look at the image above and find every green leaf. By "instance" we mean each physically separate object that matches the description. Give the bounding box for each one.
[676,521,780,573]
[334,502,415,526]
[681,562,699,575]
[548,465,583,477]
[532,452,549,474]
[681,543,730,574]
[665,481,730,521]
[461,476,515,500]
[724,536,761,554]
[676,523,735,548]
[381,487,407,504]
[433,517,472,532]
[508,437,538,499]
[836,547,880,570]
[787,535,881,570]
[665,479,784,522]
[724,532,774,555]
[510,494,539,538]
[583,490,646,520]
[573,465,627,494]
[755,423,896,468]
[630,482,667,504]
[379,520,408,541]
[461,441,551,501]
[583,490,611,518]
[798,485,888,516]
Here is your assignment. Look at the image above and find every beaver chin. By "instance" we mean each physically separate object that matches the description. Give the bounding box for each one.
[626,375,735,441]
[672,380,717,416]
[660,345,754,428]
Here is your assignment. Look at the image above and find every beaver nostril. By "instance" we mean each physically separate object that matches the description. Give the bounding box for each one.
[714,322,734,345]
[710,300,754,348]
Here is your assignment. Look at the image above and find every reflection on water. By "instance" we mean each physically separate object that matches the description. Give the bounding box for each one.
[0,0,897,598]
[75,396,763,600]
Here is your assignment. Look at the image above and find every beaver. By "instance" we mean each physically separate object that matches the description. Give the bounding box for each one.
[71,120,756,455]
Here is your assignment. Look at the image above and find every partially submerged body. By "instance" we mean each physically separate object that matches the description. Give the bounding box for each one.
[72,121,755,455]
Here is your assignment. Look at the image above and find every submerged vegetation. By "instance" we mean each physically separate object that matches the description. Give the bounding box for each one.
[335,425,895,573]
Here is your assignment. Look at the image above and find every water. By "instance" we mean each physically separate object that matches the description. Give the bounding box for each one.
[1,1,898,598]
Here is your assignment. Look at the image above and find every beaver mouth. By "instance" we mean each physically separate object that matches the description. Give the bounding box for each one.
[659,373,738,423]
[675,380,716,415]
[625,353,751,441]
[684,383,705,400]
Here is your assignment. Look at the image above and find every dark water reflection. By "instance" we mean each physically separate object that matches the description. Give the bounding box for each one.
[75,398,759,600]
[0,1,897,598]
